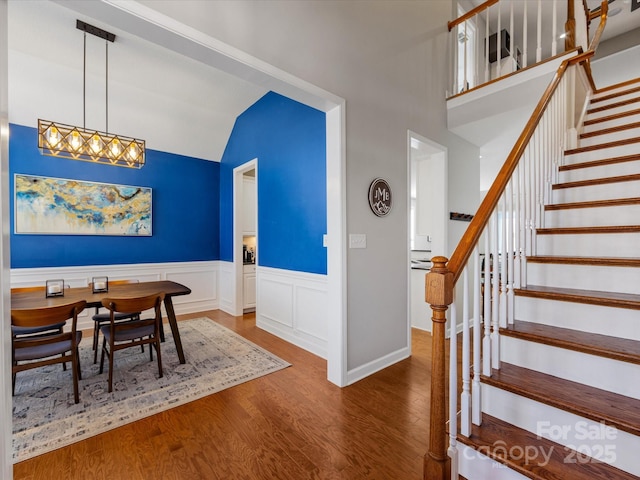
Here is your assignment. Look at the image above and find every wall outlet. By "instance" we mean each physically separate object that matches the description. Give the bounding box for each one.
[349,234,366,249]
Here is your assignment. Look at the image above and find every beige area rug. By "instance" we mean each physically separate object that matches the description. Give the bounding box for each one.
[12,317,291,463]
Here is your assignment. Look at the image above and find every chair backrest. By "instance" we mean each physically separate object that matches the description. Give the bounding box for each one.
[101,292,164,317]
[11,300,87,330]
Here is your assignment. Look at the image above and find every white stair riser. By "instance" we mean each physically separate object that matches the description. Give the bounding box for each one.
[499,336,640,399]
[544,203,640,227]
[457,444,530,480]
[580,128,640,148]
[536,232,640,257]
[482,384,640,476]
[589,92,640,109]
[592,83,640,100]
[583,112,640,134]
[552,181,640,203]
[526,262,640,295]
[564,142,640,164]
[586,101,640,121]
[514,295,640,341]
[558,159,640,183]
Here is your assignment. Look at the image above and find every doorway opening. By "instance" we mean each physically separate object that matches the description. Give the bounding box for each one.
[233,159,258,315]
[408,132,447,333]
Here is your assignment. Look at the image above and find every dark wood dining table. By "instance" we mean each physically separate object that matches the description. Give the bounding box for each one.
[11,280,192,364]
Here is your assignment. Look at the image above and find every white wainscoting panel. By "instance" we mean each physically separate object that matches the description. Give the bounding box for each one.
[11,261,219,332]
[218,261,238,316]
[257,266,328,359]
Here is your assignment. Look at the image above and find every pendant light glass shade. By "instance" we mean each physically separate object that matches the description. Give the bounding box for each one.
[38,119,145,168]
[37,21,146,169]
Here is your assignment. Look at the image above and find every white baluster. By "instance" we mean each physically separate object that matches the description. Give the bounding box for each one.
[506,180,514,325]
[496,1,502,78]
[463,21,468,91]
[483,230,491,376]
[485,6,490,83]
[536,0,542,62]
[522,0,528,68]
[472,247,482,426]
[448,299,458,480]
[509,0,514,70]
[552,0,558,56]
[491,212,500,370]
[499,195,507,329]
[461,268,471,436]
[514,162,522,290]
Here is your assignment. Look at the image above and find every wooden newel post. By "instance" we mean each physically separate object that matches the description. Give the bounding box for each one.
[423,256,453,480]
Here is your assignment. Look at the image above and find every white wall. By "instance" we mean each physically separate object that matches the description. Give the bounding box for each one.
[9,0,480,383]
[130,0,480,376]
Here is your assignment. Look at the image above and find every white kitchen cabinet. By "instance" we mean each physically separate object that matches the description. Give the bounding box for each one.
[243,263,256,310]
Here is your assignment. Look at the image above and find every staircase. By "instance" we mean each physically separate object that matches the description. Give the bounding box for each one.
[456,77,640,479]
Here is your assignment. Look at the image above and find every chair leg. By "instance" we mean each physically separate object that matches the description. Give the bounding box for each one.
[155,337,163,379]
[99,337,107,374]
[72,349,80,404]
[107,341,114,393]
[93,322,100,364]
[76,347,82,381]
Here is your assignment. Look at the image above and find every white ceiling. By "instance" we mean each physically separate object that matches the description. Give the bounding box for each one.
[8,0,269,161]
[9,1,639,163]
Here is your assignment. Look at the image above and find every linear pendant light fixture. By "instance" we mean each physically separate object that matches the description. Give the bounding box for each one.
[38,20,145,168]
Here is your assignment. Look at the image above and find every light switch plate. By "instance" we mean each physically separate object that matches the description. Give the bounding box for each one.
[323,234,328,247]
[349,234,366,249]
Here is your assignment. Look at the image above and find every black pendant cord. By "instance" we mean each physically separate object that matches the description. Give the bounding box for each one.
[83,31,86,131]
[105,39,109,135]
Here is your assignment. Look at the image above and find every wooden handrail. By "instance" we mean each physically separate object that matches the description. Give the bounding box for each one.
[583,1,608,92]
[588,0,608,51]
[425,3,609,480]
[446,50,593,283]
[448,0,498,32]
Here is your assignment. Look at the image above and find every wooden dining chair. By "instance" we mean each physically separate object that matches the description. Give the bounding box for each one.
[12,300,87,404]
[11,286,66,336]
[91,279,141,364]
[99,292,165,393]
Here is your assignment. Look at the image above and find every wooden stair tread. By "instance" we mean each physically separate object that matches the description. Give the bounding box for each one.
[558,153,640,171]
[502,320,640,366]
[527,255,640,267]
[536,225,640,235]
[546,197,640,210]
[482,362,640,436]
[583,107,640,127]
[514,284,640,310]
[553,172,640,189]
[565,136,640,155]
[458,413,638,480]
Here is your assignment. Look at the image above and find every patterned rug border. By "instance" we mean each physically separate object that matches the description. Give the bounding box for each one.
[12,317,291,462]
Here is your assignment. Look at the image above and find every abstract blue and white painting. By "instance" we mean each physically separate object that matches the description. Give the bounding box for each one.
[15,174,152,235]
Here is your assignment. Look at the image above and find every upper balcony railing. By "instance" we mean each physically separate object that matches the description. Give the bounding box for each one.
[448,0,592,97]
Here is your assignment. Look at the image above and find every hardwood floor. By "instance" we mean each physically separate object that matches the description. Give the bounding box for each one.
[14,311,433,479]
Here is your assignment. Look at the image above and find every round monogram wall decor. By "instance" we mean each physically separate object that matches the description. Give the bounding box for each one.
[368,178,392,217]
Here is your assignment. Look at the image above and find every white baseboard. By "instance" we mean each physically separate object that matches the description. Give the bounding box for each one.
[346,344,411,385]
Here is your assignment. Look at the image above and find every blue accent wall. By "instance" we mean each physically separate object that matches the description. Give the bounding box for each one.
[9,124,219,268]
[220,92,327,275]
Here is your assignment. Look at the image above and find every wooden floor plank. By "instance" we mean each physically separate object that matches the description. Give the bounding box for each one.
[13,310,433,479]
